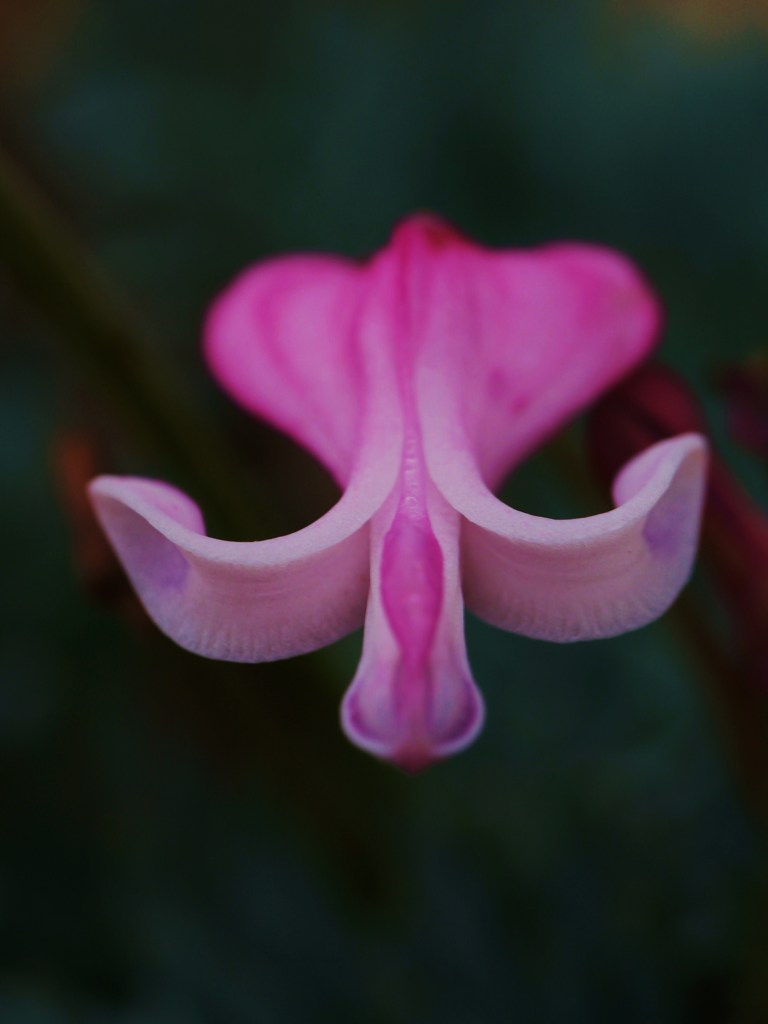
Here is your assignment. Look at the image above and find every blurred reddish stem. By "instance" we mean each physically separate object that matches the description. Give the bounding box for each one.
[51,426,142,612]
[589,363,768,831]
[720,356,768,462]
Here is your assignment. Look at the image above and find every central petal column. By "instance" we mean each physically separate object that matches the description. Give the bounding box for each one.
[340,219,484,770]
[341,435,484,770]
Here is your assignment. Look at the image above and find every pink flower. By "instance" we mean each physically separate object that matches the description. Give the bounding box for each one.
[89,215,707,771]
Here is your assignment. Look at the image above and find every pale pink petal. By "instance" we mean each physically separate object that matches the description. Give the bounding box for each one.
[437,434,707,642]
[204,256,364,484]
[341,484,484,772]
[88,463,395,661]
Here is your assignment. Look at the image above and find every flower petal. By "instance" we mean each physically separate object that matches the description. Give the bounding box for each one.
[443,434,707,642]
[204,256,363,484]
[88,469,391,661]
[413,233,661,487]
[341,485,484,772]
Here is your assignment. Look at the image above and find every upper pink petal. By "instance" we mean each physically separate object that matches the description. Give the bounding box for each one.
[204,256,364,485]
[409,228,661,487]
[204,218,660,494]
[442,434,707,642]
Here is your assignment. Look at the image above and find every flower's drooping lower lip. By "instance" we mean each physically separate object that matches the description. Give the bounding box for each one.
[88,214,708,769]
[340,433,485,769]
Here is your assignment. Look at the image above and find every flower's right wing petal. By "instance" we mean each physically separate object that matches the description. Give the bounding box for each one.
[415,237,661,489]
[452,435,707,641]
[89,474,379,662]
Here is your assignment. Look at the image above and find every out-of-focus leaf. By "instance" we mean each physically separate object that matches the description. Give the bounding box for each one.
[0,0,87,91]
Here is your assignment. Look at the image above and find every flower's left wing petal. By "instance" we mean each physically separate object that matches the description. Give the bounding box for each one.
[205,256,364,485]
[451,435,707,641]
[88,474,381,661]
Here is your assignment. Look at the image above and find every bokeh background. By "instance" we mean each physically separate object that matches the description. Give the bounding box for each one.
[3,1,768,1021]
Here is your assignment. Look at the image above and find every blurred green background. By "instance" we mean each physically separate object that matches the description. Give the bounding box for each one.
[2,1,768,1021]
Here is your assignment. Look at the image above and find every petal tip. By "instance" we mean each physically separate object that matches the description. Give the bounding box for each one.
[340,666,485,771]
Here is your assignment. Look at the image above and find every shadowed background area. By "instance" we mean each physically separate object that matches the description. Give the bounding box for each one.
[2,1,768,1021]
